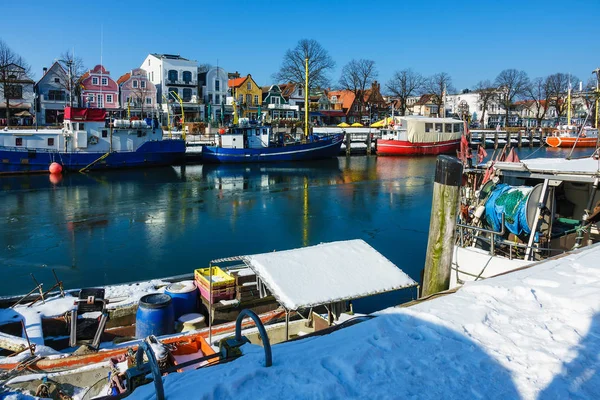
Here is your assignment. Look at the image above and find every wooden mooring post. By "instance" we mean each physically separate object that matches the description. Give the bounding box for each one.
[345,131,351,156]
[529,130,534,147]
[517,130,522,148]
[366,131,372,155]
[421,156,463,297]
[494,132,499,149]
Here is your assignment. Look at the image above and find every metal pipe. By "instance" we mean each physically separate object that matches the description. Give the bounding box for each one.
[525,179,550,261]
[573,177,599,249]
[235,309,272,367]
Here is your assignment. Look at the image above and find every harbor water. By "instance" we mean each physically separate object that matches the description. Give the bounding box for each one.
[0,147,595,312]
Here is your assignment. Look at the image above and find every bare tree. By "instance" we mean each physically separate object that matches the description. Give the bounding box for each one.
[546,72,579,123]
[494,69,529,126]
[130,84,153,117]
[385,69,424,116]
[425,72,454,117]
[0,40,32,125]
[198,63,212,74]
[523,77,550,127]
[338,59,378,121]
[473,80,497,127]
[58,50,86,107]
[273,39,335,91]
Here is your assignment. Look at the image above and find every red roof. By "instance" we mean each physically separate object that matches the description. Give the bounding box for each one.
[117,72,131,85]
[228,77,245,88]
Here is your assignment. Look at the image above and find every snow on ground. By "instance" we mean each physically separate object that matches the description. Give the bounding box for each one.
[134,243,600,400]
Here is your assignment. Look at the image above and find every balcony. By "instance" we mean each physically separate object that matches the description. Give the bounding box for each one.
[165,79,197,87]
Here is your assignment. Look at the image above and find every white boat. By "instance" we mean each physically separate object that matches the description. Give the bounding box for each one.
[451,152,600,288]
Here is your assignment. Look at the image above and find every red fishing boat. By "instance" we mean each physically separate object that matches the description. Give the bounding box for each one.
[377,116,463,156]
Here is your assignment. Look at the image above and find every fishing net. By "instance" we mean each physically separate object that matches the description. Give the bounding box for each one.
[484,183,534,236]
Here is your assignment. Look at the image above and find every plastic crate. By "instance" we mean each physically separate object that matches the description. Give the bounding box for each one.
[194,267,235,289]
[198,284,235,302]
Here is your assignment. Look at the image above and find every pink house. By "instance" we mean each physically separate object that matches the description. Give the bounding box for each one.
[117,68,157,117]
[80,65,119,109]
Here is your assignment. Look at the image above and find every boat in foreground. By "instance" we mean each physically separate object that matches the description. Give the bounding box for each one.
[452,151,600,288]
[377,116,463,156]
[0,107,185,174]
[0,240,416,398]
[545,125,599,148]
[201,122,344,163]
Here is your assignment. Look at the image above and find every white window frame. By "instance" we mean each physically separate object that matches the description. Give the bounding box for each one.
[92,77,99,85]
[140,80,146,89]
[146,97,152,105]
[132,80,138,88]
[101,77,108,86]
[106,94,113,103]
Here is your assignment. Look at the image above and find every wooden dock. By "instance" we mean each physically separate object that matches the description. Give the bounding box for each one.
[469,129,546,149]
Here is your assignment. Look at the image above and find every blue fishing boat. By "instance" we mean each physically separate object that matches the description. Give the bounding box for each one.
[0,107,185,174]
[201,124,344,163]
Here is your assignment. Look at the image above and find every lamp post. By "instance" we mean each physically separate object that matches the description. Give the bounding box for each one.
[170,92,185,141]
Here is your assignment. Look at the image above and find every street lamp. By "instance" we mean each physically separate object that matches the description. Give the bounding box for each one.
[170,91,186,141]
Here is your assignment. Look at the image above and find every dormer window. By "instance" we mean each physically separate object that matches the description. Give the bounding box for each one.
[92,77,99,85]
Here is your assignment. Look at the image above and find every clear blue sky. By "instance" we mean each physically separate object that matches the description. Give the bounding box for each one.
[2,0,599,92]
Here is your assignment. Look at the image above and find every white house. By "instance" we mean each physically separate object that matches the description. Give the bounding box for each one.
[141,53,203,123]
[198,66,231,123]
[35,62,71,125]
[0,64,35,126]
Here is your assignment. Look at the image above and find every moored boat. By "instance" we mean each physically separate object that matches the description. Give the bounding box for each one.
[201,122,344,163]
[452,151,600,288]
[377,116,463,156]
[545,125,599,148]
[0,107,186,175]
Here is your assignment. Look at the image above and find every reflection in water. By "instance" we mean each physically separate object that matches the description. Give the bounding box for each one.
[1,148,593,311]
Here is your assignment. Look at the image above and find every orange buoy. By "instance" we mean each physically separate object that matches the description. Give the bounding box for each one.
[49,162,62,174]
[218,128,226,135]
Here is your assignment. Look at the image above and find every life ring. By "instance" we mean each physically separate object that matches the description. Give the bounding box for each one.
[88,135,99,145]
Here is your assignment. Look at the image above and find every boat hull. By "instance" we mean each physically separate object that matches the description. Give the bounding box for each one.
[0,140,186,174]
[201,134,344,163]
[376,138,460,156]
[545,136,598,148]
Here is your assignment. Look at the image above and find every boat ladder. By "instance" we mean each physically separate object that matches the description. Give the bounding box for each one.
[79,152,111,173]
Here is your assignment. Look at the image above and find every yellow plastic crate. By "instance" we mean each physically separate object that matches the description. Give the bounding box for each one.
[194,266,235,289]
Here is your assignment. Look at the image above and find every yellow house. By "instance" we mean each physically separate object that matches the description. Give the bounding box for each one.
[228,74,262,119]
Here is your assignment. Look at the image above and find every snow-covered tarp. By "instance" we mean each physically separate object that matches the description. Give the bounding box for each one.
[134,242,600,400]
[243,239,416,310]
[494,156,600,177]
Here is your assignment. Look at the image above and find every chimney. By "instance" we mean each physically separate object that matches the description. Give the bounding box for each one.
[43,67,47,75]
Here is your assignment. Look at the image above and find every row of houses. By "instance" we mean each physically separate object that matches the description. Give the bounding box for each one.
[2,52,390,127]
[407,91,593,129]
[3,51,591,128]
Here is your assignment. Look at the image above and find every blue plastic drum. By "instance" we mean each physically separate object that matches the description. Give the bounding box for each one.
[135,293,175,339]
[165,281,199,319]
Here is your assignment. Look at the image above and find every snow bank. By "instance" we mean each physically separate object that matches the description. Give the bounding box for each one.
[135,243,600,400]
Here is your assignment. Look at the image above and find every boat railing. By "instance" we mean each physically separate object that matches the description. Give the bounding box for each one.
[457,220,568,260]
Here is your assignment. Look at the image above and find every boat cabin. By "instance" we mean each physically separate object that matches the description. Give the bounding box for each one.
[0,107,164,154]
[380,116,464,142]
[219,126,271,149]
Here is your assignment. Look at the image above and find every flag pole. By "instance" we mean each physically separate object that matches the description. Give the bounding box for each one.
[304,57,309,139]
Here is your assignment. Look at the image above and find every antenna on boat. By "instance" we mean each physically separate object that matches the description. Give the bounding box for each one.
[304,57,309,139]
[99,24,104,109]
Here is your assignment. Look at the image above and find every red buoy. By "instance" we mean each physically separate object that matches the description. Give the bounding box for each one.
[49,162,62,174]
[218,128,226,135]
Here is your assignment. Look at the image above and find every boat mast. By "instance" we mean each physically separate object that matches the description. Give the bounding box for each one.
[567,79,572,126]
[305,57,309,139]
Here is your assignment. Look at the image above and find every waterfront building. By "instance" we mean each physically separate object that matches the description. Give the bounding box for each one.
[261,84,298,122]
[324,82,388,124]
[141,54,202,123]
[34,61,71,125]
[228,74,262,120]
[117,68,157,119]
[198,66,231,123]
[79,65,119,110]
[0,63,35,126]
